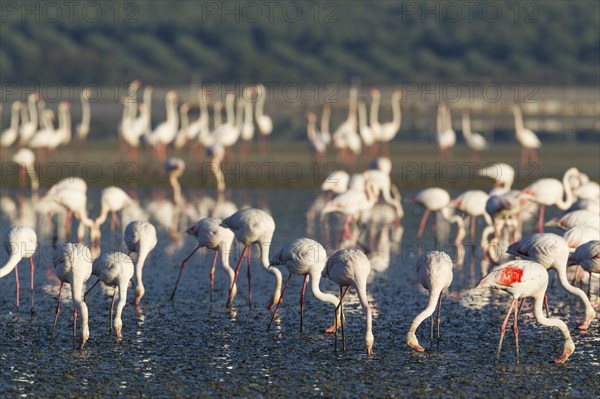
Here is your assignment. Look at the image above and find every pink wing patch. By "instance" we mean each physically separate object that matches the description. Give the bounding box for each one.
[496,266,524,286]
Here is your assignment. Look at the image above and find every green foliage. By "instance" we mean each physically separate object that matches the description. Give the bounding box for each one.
[1,0,598,85]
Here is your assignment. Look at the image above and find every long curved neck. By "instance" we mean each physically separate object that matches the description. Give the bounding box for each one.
[20,104,30,125]
[358,103,368,129]
[356,282,373,355]
[513,108,524,132]
[214,104,222,128]
[167,97,178,126]
[370,94,380,126]
[391,95,401,127]
[532,293,570,340]
[260,241,282,305]
[80,95,91,129]
[255,87,265,117]
[235,101,244,128]
[28,96,38,126]
[10,104,20,131]
[199,95,209,129]
[309,270,339,307]
[169,174,182,206]
[0,253,21,279]
[462,113,472,138]
[554,262,594,314]
[321,107,331,135]
[143,88,153,107]
[557,170,576,210]
[307,117,317,141]
[437,105,445,134]
[226,98,235,125]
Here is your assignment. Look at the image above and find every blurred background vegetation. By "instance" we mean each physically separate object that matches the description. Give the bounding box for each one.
[1,0,599,86]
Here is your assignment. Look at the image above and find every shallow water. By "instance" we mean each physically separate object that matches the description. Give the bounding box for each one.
[0,187,599,398]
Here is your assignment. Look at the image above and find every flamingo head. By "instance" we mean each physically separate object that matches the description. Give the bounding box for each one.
[78,324,90,350]
[554,338,575,364]
[114,318,123,341]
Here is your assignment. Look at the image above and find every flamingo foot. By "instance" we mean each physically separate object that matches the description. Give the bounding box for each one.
[323,323,338,333]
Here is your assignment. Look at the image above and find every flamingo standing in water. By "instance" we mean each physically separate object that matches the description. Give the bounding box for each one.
[170,218,237,302]
[95,186,135,235]
[375,90,402,157]
[406,251,453,352]
[506,233,596,330]
[86,251,134,341]
[451,190,491,238]
[255,84,273,154]
[124,221,158,306]
[51,243,93,350]
[220,208,282,309]
[461,112,488,162]
[412,187,451,240]
[12,148,39,195]
[75,88,92,142]
[322,249,373,356]
[512,104,541,166]
[519,167,579,233]
[478,260,575,364]
[267,238,341,332]
[478,162,515,196]
[0,226,37,313]
[0,101,21,150]
[436,103,456,162]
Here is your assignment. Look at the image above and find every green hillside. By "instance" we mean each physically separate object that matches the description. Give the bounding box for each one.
[1,1,598,85]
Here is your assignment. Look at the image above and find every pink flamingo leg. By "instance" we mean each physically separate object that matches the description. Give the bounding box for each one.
[300,274,308,333]
[496,298,517,363]
[537,205,545,233]
[267,273,293,331]
[73,308,78,349]
[227,245,248,308]
[170,244,201,300]
[417,209,431,240]
[209,249,218,302]
[30,258,35,314]
[52,282,63,336]
[14,264,20,309]
[513,297,520,364]
[247,245,252,308]
[334,286,350,352]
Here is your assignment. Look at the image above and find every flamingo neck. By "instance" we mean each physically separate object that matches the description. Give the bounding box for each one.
[370,94,380,128]
[310,270,339,308]
[10,104,20,131]
[391,95,401,127]
[0,253,22,279]
[532,293,571,340]
[557,169,576,210]
[28,96,38,126]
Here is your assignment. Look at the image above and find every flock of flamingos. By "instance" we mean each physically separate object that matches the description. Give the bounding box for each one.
[0,82,598,366]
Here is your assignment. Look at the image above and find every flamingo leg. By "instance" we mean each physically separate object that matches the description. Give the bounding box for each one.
[496,298,517,362]
[170,244,201,300]
[334,286,350,352]
[14,264,20,310]
[267,273,292,332]
[470,216,476,240]
[513,297,520,364]
[73,308,78,349]
[516,297,526,318]
[227,245,248,308]
[544,294,550,317]
[537,205,545,233]
[436,291,443,341]
[417,209,431,240]
[30,258,35,314]
[209,249,218,303]
[52,282,63,337]
[247,245,252,309]
[109,291,116,335]
[300,275,308,333]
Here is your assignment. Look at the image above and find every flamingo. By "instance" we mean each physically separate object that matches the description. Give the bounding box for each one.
[357,101,375,153]
[75,88,91,142]
[124,221,158,306]
[255,84,273,153]
[12,148,39,195]
[173,103,192,149]
[146,90,179,161]
[267,238,341,332]
[0,101,21,149]
[94,186,135,234]
[376,90,402,156]
[320,104,332,146]
[45,184,96,242]
[0,226,37,313]
[512,104,541,165]
[322,249,373,356]
[545,210,600,231]
[170,218,237,302]
[562,226,599,252]
[306,112,327,162]
[321,170,350,198]
[240,86,255,159]
[520,167,580,232]
[333,88,360,168]
[568,240,599,306]
[18,94,39,146]
[362,169,404,220]
[369,89,382,140]
[436,103,456,162]
[412,187,451,240]
[461,111,488,162]
[478,162,515,196]
[86,252,134,340]
[51,243,93,350]
[477,260,575,364]
[406,250,453,352]
[220,208,282,309]
[165,158,186,208]
[506,233,596,330]
[451,190,492,238]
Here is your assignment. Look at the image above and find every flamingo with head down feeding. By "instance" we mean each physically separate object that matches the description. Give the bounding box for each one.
[124,221,158,306]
